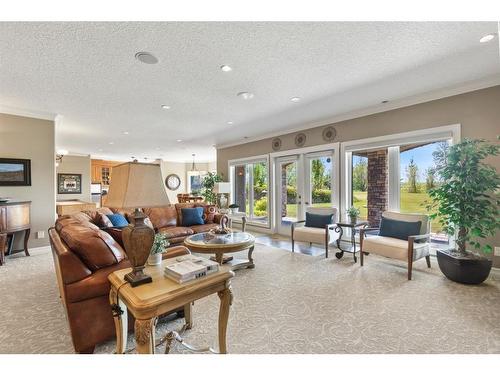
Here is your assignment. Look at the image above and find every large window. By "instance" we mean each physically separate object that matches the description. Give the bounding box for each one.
[399,141,449,242]
[230,158,269,226]
[351,154,368,220]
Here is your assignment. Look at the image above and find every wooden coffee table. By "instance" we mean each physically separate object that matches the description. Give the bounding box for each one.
[184,231,256,270]
[108,261,234,354]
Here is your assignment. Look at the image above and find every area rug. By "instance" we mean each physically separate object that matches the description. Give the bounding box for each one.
[1,245,499,354]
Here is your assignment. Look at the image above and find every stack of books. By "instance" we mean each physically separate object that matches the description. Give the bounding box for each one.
[164,255,219,283]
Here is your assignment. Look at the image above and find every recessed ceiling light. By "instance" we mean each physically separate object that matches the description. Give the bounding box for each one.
[135,52,159,64]
[237,92,254,100]
[290,97,301,103]
[479,33,496,43]
[220,65,232,72]
[123,131,129,135]
[176,139,183,142]
[161,105,171,110]
[109,142,114,145]
[227,121,234,125]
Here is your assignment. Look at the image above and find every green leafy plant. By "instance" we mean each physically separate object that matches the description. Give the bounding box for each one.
[427,137,500,255]
[200,172,223,204]
[150,233,169,255]
[346,206,360,218]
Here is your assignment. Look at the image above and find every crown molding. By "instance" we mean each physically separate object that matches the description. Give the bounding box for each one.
[0,104,57,121]
[216,75,500,150]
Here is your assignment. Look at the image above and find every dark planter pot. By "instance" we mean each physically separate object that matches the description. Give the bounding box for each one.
[436,249,492,285]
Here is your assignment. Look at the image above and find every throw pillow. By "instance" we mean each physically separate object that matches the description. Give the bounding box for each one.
[106,213,129,228]
[98,213,113,228]
[196,204,217,224]
[181,207,205,226]
[305,212,334,228]
[379,217,421,241]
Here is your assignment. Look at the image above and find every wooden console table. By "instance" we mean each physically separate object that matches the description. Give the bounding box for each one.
[109,260,234,354]
[0,201,31,261]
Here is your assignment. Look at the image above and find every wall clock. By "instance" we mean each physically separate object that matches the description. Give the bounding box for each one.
[165,174,181,190]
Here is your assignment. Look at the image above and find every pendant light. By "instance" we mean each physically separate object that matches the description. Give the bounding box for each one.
[191,153,199,175]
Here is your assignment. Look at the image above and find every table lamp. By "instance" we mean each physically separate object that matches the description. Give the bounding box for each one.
[106,161,170,287]
[213,182,231,212]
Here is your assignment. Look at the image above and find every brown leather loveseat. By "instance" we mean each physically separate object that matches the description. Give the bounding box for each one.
[49,210,190,353]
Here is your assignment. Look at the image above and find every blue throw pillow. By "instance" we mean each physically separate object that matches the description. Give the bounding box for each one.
[106,214,129,228]
[305,212,334,229]
[181,207,204,226]
[379,217,421,241]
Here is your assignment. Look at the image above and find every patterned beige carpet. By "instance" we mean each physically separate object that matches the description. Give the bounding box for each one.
[1,245,499,354]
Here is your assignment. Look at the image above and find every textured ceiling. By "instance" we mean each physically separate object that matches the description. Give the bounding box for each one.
[1,22,499,162]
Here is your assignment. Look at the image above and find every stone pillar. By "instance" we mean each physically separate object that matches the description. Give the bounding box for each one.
[367,150,388,227]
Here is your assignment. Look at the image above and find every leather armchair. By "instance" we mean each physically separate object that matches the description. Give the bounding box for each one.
[359,211,432,280]
[291,207,338,258]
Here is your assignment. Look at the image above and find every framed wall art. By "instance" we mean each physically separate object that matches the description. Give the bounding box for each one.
[0,158,31,186]
[58,173,82,194]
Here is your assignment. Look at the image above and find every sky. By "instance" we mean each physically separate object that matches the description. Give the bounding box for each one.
[352,142,444,183]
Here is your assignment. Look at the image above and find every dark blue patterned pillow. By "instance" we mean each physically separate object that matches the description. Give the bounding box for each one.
[181,207,205,226]
[106,214,129,228]
[305,212,334,228]
[379,217,421,240]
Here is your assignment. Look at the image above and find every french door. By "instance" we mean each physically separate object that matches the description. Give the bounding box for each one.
[275,151,335,236]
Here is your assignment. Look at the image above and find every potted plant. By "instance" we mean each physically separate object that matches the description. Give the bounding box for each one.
[148,233,169,266]
[201,172,223,204]
[346,206,360,224]
[427,138,499,284]
[228,203,239,215]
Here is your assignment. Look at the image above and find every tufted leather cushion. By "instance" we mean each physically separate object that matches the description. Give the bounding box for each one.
[55,216,100,233]
[97,213,113,228]
[158,226,194,239]
[59,223,127,271]
[189,223,219,233]
[143,205,177,229]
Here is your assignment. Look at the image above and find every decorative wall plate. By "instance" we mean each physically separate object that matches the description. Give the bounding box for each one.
[165,173,181,190]
[295,133,307,147]
[272,137,282,151]
[322,126,337,142]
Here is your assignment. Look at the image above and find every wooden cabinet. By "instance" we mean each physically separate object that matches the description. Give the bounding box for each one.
[0,201,31,258]
[91,159,121,187]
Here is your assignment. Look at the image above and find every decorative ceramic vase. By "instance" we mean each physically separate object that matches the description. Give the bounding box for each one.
[147,253,162,266]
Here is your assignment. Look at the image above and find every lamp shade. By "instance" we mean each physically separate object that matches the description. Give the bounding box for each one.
[213,182,231,194]
[106,162,170,209]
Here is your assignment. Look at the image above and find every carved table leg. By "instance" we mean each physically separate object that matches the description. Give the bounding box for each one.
[0,233,6,266]
[184,302,193,329]
[215,252,224,265]
[109,288,128,354]
[217,282,233,354]
[247,245,255,269]
[23,228,30,256]
[135,318,156,354]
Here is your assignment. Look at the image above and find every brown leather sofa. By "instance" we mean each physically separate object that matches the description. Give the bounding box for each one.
[92,203,223,248]
[49,210,190,354]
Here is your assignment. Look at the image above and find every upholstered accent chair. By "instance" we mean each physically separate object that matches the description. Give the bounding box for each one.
[291,207,338,258]
[359,211,432,280]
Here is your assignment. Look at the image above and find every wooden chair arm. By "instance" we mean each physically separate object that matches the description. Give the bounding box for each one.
[291,220,306,229]
[408,233,431,246]
[359,227,379,236]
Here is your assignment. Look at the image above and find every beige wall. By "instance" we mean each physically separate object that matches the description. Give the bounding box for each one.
[0,113,55,248]
[217,85,500,265]
[159,161,187,203]
[218,86,500,177]
[56,155,91,202]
